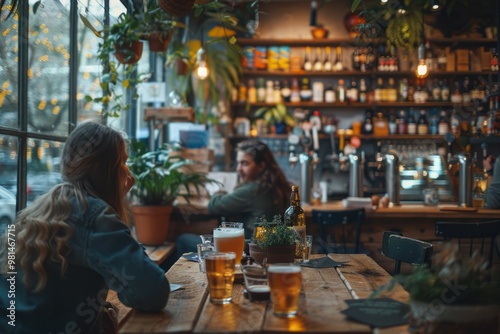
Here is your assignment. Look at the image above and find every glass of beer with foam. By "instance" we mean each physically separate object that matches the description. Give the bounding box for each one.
[267,263,302,317]
[214,223,245,265]
[205,252,236,304]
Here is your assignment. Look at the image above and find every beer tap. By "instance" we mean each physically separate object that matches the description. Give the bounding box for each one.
[385,150,401,207]
[445,132,474,207]
[348,151,364,197]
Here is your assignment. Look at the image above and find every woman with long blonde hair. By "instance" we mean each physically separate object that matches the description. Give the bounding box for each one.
[0,121,169,333]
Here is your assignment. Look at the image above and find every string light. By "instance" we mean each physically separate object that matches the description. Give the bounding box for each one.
[416,43,428,78]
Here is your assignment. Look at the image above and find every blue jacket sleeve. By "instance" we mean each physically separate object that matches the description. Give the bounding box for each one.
[485,158,500,209]
[85,208,170,312]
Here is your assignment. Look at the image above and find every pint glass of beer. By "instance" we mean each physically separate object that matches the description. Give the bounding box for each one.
[267,264,302,317]
[205,252,236,304]
[214,224,245,264]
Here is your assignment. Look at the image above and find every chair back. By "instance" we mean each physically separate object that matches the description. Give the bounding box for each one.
[435,220,500,269]
[381,231,433,275]
[312,208,365,254]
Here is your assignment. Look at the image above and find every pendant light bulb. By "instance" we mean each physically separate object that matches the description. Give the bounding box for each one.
[416,44,428,78]
[196,47,209,80]
[431,0,440,11]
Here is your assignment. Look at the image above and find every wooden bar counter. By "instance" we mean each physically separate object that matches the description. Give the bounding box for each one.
[171,199,500,273]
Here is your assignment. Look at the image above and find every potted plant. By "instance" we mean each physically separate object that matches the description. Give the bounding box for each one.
[248,215,300,265]
[126,140,217,245]
[254,103,296,134]
[140,0,186,52]
[373,243,500,333]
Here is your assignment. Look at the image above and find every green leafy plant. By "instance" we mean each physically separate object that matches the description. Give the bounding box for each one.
[81,12,143,117]
[253,215,300,248]
[140,0,185,42]
[373,243,500,305]
[254,103,296,127]
[126,140,218,206]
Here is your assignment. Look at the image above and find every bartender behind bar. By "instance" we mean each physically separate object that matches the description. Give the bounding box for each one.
[484,155,500,208]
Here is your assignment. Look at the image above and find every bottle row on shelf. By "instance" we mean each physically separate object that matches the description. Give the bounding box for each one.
[241,43,498,73]
[234,75,498,105]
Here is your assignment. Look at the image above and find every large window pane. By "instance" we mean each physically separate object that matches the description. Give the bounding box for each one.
[27,1,71,136]
[0,11,19,128]
[0,135,17,234]
[26,138,64,203]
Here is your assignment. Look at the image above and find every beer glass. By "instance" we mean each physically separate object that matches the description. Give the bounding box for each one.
[205,252,236,304]
[267,263,302,317]
[214,223,245,264]
[242,265,270,302]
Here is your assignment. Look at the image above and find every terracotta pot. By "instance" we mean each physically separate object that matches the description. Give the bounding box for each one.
[158,0,195,17]
[146,32,172,53]
[248,242,296,265]
[410,301,499,334]
[132,205,173,246]
[176,58,189,75]
[114,41,143,65]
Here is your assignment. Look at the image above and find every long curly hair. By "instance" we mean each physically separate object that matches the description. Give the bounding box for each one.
[0,121,131,292]
[236,139,291,211]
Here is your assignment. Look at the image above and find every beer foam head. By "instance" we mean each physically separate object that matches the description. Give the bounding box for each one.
[214,228,244,238]
[267,265,301,273]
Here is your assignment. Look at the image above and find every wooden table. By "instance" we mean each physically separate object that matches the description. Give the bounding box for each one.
[117,254,410,334]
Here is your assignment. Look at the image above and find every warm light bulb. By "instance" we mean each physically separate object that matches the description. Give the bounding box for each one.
[416,59,428,78]
[195,47,209,80]
[196,61,209,80]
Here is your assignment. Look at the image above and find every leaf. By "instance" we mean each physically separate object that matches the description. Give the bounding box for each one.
[33,1,42,14]
[79,13,102,38]
[351,0,362,12]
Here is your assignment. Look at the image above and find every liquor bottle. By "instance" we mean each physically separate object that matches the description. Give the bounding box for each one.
[429,109,439,135]
[397,109,407,134]
[441,80,450,102]
[417,109,429,135]
[438,110,449,135]
[358,78,367,103]
[334,46,344,71]
[399,78,408,102]
[323,46,333,71]
[257,77,266,102]
[359,47,367,72]
[407,108,417,135]
[491,48,498,71]
[407,79,416,102]
[431,78,441,102]
[284,185,306,258]
[462,77,471,104]
[299,78,312,102]
[388,110,397,135]
[274,80,282,103]
[324,82,336,103]
[347,78,358,103]
[352,47,361,71]
[247,79,257,103]
[313,47,323,71]
[374,77,383,102]
[362,109,374,135]
[386,77,397,102]
[281,80,291,102]
[450,109,460,135]
[472,178,485,209]
[265,80,274,103]
[312,81,324,103]
[450,81,463,104]
[337,79,346,102]
[238,81,247,103]
[366,47,376,71]
[303,46,312,71]
[437,48,447,71]
[290,78,301,103]
[470,109,478,137]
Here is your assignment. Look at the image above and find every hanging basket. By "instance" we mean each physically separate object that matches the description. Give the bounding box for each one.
[114,41,143,65]
[145,32,172,53]
[158,0,195,17]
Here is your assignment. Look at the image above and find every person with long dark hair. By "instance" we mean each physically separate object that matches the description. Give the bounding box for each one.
[176,140,291,257]
[0,121,169,333]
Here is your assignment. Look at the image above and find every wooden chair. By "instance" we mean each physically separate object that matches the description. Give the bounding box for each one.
[381,231,433,275]
[312,208,365,254]
[435,220,500,269]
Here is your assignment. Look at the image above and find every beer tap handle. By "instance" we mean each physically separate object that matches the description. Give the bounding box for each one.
[481,143,488,160]
[444,132,455,165]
